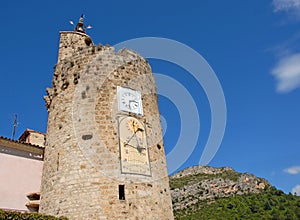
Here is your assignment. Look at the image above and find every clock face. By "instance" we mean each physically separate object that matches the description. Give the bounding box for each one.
[118,116,151,176]
[117,86,143,115]
[121,92,139,110]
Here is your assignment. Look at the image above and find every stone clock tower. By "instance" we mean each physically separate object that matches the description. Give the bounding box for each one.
[39,17,174,219]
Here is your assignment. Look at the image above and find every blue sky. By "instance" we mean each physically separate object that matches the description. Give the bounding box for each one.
[1,1,300,195]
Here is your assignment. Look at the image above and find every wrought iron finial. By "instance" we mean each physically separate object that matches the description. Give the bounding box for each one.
[68,14,92,34]
[74,14,86,33]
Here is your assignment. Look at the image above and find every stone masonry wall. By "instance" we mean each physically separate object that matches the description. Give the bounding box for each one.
[40,31,174,220]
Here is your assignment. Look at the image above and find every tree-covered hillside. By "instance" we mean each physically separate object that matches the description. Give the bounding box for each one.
[174,186,300,220]
[170,166,300,220]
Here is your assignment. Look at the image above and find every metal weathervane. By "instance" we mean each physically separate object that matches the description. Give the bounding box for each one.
[69,14,92,33]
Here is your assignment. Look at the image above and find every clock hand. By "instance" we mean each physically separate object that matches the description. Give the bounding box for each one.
[129,100,138,109]
[124,142,137,149]
[123,132,142,150]
[124,142,146,151]
[123,125,144,146]
[134,132,142,150]
[133,126,145,152]
[124,133,135,146]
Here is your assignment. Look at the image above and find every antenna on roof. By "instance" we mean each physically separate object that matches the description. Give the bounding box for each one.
[11,114,18,140]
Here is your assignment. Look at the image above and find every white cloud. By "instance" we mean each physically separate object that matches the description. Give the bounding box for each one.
[273,0,300,12]
[271,53,300,92]
[284,166,300,174]
[292,184,300,195]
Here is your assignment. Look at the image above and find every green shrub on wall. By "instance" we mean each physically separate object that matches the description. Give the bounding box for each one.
[0,209,68,220]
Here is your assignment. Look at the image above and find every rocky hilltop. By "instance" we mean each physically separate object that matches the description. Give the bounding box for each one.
[170,166,269,211]
[170,166,300,219]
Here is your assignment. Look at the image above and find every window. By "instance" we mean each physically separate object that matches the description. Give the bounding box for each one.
[119,185,125,200]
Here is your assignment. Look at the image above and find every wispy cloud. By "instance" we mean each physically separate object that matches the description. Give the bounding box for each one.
[273,0,300,13]
[284,166,300,174]
[271,1,300,92]
[271,53,300,92]
[292,184,300,195]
